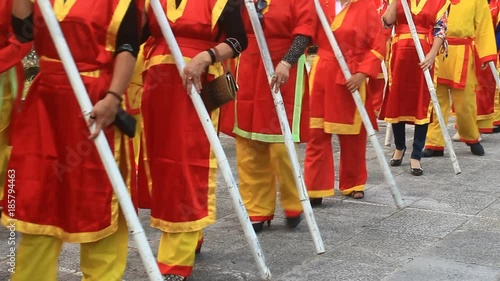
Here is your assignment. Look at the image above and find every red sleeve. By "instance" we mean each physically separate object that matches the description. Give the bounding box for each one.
[291,0,317,38]
[0,36,32,73]
[357,1,386,78]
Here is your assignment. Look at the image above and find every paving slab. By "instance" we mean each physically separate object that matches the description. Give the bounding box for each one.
[382,257,500,281]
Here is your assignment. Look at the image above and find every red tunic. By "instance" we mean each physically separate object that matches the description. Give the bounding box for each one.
[219,0,315,143]
[310,0,384,135]
[140,0,228,232]
[379,0,450,124]
[2,0,132,243]
[0,0,31,206]
[474,0,500,127]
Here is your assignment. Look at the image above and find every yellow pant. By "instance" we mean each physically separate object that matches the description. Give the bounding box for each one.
[235,136,302,222]
[157,230,202,277]
[426,82,480,149]
[11,212,129,281]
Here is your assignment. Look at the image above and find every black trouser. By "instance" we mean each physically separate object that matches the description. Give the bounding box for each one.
[392,122,429,160]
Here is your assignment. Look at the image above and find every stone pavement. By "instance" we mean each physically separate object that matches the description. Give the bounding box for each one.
[1,121,500,281]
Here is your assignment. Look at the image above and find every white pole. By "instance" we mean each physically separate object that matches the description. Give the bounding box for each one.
[381,61,393,146]
[148,1,271,279]
[242,0,325,254]
[314,0,405,208]
[399,0,461,175]
[36,0,163,280]
[489,61,500,89]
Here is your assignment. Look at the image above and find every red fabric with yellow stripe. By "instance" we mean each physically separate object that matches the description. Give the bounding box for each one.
[379,0,450,124]
[2,0,132,243]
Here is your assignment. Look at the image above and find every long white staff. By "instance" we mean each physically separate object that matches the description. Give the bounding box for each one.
[243,1,325,254]
[148,1,271,280]
[36,0,163,280]
[489,61,500,89]
[381,61,393,147]
[399,0,461,175]
[314,0,405,208]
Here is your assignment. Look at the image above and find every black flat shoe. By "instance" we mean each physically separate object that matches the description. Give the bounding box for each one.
[252,220,271,233]
[468,142,485,156]
[422,148,444,157]
[390,147,406,166]
[285,214,302,229]
[410,162,423,176]
[310,197,323,207]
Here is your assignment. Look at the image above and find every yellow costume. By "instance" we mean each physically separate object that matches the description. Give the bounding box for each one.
[424,0,497,156]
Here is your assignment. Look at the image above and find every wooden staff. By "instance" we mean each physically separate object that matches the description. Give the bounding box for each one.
[148,0,272,279]
[36,0,164,279]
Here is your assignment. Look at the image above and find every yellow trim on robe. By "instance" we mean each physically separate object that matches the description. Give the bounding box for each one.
[211,0,229,29]
[435,0,451,21]
[308,189,335,198]
[0,127,127,243]
[331,2,351,31]
[340,184,365,195]
[107,0,132,52]
[40,56,101,78]
[53,0,77,21]
[309,55,320,93]
[166,0,188,22]
[392,34,428,44]
[0,215,119,243]
[371,49,384,61]
[141,130,153,196]
[410,0,427,15]
[310,83,367,135]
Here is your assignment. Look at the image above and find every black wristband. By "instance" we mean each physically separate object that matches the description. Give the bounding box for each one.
[106,90,123,103]
[206,48,216,64]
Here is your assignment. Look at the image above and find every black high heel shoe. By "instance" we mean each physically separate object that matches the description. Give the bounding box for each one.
[285,214,302,229]
[390,147,406,167]
[310,197,323,207]
[252,220,271,233]
[410,161,423,176]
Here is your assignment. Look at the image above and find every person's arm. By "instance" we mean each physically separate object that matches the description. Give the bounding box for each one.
[88,1,139,139]
[12,0,33,20]
[382,0,397,28]
[11,0,34,44]
[0,36,32,73]
[346,3,387,92]
[418,11,447,70]
[182,0,248,93]
[270,0,315,92]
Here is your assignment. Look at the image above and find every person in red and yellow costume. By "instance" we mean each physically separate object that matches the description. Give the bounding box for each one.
[422,0,496,157]
[219,0,316,232]
[140,0,247,280]
[304,0,386,204]
[0,0,32,211]
[380,0,449,175]
[3,0,139,280]
[368,0,392,116]
[467,0,500,136]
